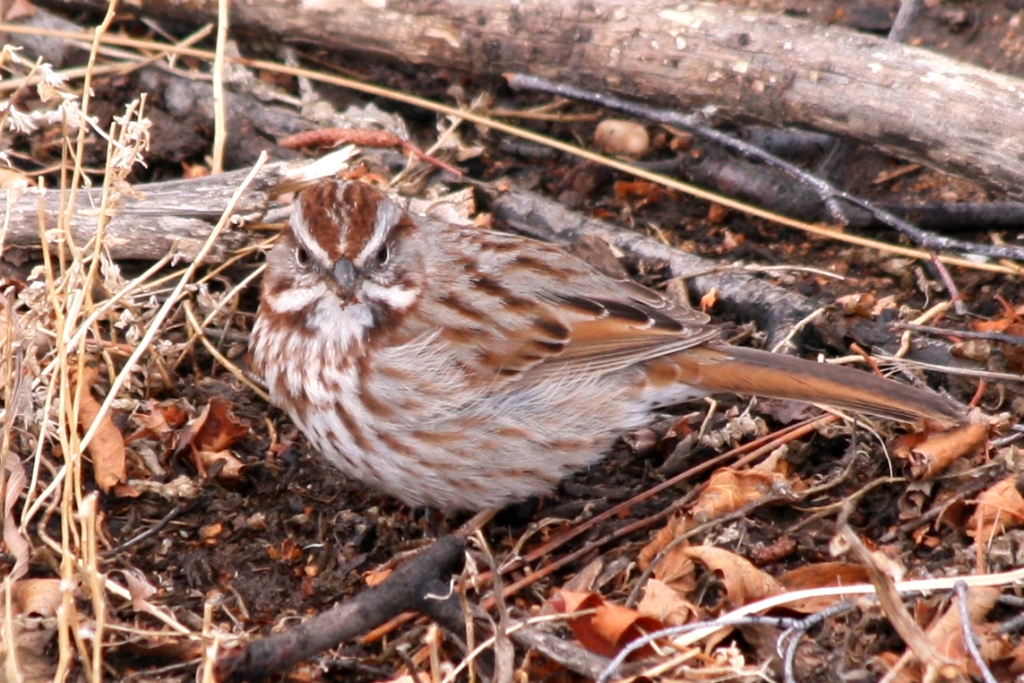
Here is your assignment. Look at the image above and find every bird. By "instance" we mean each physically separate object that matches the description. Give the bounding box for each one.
[250,179,965,511]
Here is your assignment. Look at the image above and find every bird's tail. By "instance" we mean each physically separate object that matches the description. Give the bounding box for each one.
[665,344,965,427]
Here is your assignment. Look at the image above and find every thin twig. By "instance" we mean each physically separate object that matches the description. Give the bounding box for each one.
[954,581,999,683]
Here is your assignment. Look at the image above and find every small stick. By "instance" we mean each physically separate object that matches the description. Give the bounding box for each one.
[280,127,462,178]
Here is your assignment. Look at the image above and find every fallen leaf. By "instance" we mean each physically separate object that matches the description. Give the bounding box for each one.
[124,400,187,445]
[199,523,223,540]
[706,203,729,224]
[562,557,604,593]
[73,365,126,492]
[4,450,30,583]
[5,578,62,683]
[552,590,665,659]
[364,567,393,587]
[637,578,699,626]
[778,562,871,612]
[184,398,249,481]
[967,475,1024,544]
[920,586,1004,682]
[11,578,62,617]
[194,449,246,482]
[638,516,695,591]
[835,292,877,319]
[120,569,159,611]
[689,452,797,524]
[191,397,249,452]
[682,546,783,611]
[699,288,718,312]
[894,421,988,479]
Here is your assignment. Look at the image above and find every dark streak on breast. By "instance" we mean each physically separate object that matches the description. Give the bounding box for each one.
[334,398,371,451]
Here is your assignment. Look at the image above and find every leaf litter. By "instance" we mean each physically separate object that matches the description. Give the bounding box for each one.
[0,5,1022,682]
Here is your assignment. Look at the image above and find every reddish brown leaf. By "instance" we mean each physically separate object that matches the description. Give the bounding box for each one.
[73,366,126,493]
[967,475,1024,544]
[637,578,700,627]
[778,562,871,613]
[191,397,249,453]
[638,516,695,591]
[894,420,988,479]
[681,547,783,611]
[125,400,187,445]
[553,590,665,659]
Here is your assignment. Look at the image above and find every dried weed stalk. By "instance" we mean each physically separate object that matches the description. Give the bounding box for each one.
[0,40,243,679]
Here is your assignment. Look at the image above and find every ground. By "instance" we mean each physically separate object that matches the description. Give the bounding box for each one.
[1,1,1022,682]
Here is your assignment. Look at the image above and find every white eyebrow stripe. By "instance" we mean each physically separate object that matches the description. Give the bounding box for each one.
[355,197,402,267]
[290,202,333,264]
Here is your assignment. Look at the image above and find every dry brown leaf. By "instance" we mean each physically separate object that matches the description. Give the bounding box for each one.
[562,557,604,593]
[836,292,877,318]
[73,365,126,492]
[4,578,62,683]
[553,590,665,659]
[4,450,30,583]
[967,475,1024,544]
[894,421,988,479]
[918,586,1003,682]
[120,569,159,611]
[637,578,700,626]
[364,567,393,587]
[637,516,695,591]
[778,562,871,613]
[706,203,730,224]
[11,578,62,617]
[689,453,796,524]
[191,397,250,452]
[186,398,250,481]
[682,546,783,612]
[194,449,246,482]
[125,399,188,445]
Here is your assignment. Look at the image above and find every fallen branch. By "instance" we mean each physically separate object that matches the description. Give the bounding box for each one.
[215,535,468,682]
[0,149,355,264]
[32,0,1024,193]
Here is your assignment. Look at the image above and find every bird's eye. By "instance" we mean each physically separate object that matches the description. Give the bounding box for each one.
[295,246,311,267]
[373,244,390,267]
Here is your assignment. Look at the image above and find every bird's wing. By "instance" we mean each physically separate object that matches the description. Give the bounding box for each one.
[416,227,720,383]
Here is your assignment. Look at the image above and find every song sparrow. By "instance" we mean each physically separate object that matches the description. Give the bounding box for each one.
[251,180,964,510]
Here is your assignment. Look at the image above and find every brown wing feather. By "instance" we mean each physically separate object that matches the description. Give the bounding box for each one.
[418,222,717,384]
[522,293,719,379]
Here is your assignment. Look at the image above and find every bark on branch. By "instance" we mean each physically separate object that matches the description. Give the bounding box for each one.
[0,150,354,264]
[34,0,1024,194]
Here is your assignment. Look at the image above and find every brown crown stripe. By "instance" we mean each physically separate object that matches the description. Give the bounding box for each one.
[300,182,348,261]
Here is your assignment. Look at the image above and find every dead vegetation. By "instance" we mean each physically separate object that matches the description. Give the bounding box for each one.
[1,1,1023,682]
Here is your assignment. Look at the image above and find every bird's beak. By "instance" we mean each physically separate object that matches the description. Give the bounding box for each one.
[331,257,357,301]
